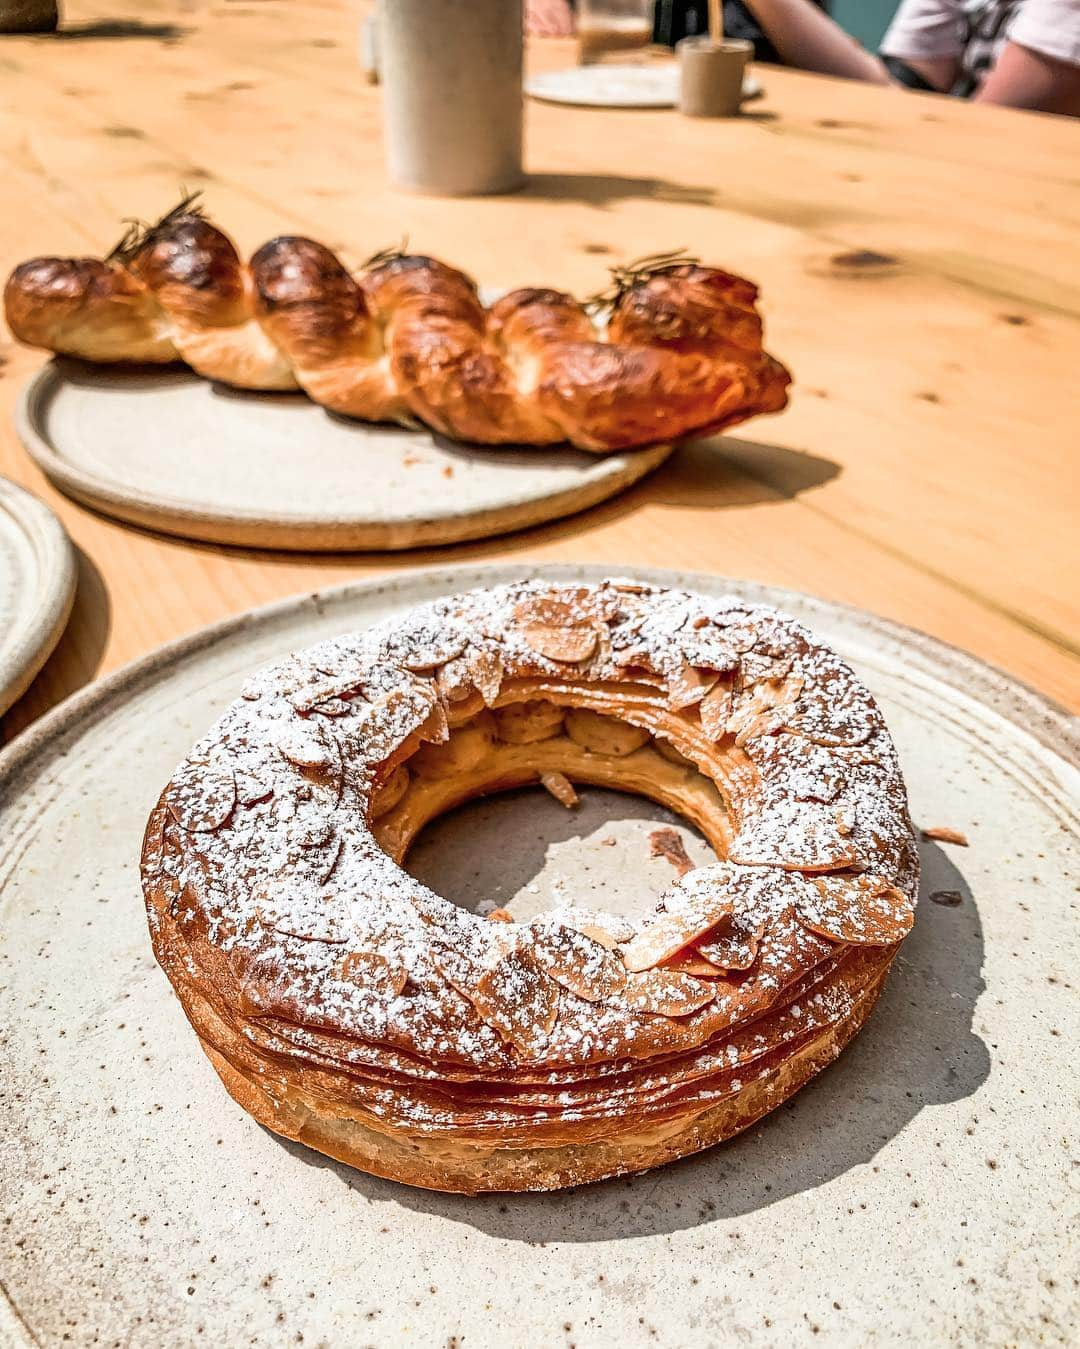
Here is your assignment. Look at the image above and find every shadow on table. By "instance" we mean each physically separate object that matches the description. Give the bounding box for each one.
[48,19,187,41]
[521,171,719,210]
[272,840,989,1241]
[0,546,111,742]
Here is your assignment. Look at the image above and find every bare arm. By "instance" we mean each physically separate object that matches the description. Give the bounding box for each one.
[975,40,1080,115]
[525,0,575,37]
[742,0,892,82]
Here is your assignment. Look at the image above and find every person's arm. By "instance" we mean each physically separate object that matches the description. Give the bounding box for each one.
[742,0,892,82]
[525,0,575,37]
[975,40,1080,114]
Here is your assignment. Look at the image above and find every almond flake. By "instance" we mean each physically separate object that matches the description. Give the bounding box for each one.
[468,947,561,1051]
[532,926,627,1002]
[663,952,727,978]
[920,825,969,847]
[621,880,734,972]
[276,723,333,770]
[668,661,720,710]
[540,771,579,809]
[535,908,634,949]
[523,624,599,664]
[166,760,236,833]
[466,646,504,705]
[797,873,914,944]
[618,968,715,1016]
[335,948,408,996]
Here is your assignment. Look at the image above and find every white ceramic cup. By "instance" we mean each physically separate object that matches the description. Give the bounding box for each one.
[378,0,525,197]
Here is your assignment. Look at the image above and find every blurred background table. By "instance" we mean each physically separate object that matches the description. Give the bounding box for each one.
[0,0,1077,742]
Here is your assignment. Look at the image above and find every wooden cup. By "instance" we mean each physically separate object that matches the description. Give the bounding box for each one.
[677,37,752,118]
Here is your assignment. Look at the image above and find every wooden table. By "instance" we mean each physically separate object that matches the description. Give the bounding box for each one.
[1,0,1077,744]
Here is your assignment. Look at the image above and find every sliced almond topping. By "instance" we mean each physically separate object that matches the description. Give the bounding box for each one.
[920,825,969,847]
[621,883,734,972]
[513,592,591,626]
[532,926,627,1002]
[235,770,273,807]
[469,947,561,1051]
[466,646,504,705]
[698,680,733,740]
[734,704,794,747]
[612,644,660,673]
[728,802,859,872]
[166,760,237,833]
[540,771,579,810]
[436,657,473,704]
[402,633,468,673]
[535,908,634,949]
[418,697,450,745]
[618,967,715,1016]
[797,874,914,944]
[523,624,599,664]
[276,723,333,770]
[663,952,728,979]
[309,696,354,718]
[696,923,764,971]
[335,948,408,996]
[668,660,720,710]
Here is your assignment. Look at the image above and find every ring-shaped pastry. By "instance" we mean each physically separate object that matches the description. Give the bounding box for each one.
[141,581,918,1193]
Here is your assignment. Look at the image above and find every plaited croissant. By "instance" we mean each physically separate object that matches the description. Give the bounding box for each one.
[3,198,791,452]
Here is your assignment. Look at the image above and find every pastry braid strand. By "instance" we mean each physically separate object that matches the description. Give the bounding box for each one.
[4,201,791,452]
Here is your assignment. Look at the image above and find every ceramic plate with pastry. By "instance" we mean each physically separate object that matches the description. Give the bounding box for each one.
[8,201,790,550]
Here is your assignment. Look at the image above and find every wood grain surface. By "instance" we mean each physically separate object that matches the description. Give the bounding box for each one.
[0,0,1077,744]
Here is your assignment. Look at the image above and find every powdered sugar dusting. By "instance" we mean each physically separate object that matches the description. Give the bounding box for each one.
[143,579,918,1140]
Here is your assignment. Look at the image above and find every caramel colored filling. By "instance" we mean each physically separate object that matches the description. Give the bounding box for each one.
[369,697,733,867]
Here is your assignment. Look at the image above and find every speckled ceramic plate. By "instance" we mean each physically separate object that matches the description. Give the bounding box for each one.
[1,564,1076,1347]
[16,361,672,551]
[526,63,761,108]
[0,474,75,718]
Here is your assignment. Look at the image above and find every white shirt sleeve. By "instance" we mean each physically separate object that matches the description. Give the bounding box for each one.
[1009,0,1080,65]
[880,0,966,61]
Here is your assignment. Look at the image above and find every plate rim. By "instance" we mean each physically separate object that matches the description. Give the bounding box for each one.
[0,474,77,719]
[1,561,1075,799]
[525,64,762,109]
[15,361,673,552]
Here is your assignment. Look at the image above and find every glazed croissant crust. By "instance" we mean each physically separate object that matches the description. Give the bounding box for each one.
[4,200,791,452]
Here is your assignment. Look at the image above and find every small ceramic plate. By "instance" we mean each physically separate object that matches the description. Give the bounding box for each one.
[526,62,761,108]
[0,474,75,718]
[1,563,1076,1347]
[16,361,672,552]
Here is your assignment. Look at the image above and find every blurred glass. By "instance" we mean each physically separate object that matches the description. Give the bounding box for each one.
[577,0,654,65]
